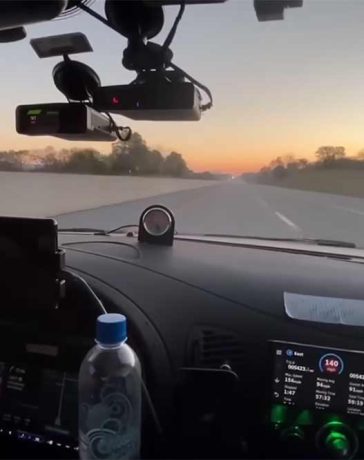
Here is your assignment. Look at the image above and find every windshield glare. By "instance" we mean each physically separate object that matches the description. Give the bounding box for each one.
[2,0,364,248]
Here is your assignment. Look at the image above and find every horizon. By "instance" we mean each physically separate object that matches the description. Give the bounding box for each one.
[1,0,364,174]
[3,141,362,177]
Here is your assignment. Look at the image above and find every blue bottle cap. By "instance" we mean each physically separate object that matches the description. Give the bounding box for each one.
[96,313,127,345]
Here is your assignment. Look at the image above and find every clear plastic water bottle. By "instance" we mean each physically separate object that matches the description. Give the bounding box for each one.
[79,314,142,460]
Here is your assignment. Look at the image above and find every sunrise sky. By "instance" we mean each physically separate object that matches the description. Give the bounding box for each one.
[1,0,364,173]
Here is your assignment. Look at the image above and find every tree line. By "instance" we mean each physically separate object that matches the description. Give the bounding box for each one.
[249,146,364,182]
[0,132,216,180]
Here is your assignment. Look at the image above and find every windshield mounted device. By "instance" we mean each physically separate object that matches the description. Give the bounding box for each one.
[14,1,304,140]
[94,80,201,121]
[16,33,127,142]
[16,103,117,142]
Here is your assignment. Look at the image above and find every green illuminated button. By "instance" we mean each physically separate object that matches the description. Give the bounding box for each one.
[295,409,313,426]
[271,404,288,424]
[325,432,350,458]
[281,426,305,443]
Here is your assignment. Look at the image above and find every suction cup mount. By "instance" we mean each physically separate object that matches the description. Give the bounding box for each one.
[52,54,101,102]
[31,33,100,102]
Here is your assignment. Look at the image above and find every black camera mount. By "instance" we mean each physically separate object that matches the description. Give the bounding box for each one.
[104,0,175,73]
[79,0,213,111]
[29,33,132,141]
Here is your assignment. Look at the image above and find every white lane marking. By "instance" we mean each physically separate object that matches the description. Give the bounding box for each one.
[275,212,302,232]
[254,195,302,234]
[333,205,364,216]
[346,208,364,216]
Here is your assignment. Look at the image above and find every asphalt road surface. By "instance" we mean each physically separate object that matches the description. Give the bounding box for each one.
[55,181,364,248]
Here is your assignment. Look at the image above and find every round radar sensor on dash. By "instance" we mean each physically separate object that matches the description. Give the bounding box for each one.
[96,313,127,345]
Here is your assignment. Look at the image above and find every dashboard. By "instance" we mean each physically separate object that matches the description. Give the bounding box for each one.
[2,231,364,459]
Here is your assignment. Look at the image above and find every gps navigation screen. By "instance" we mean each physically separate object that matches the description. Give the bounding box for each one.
[271,342,364,416]
[0,362,78,450]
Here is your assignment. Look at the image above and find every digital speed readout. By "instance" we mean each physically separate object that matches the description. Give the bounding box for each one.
[319,353,344,375]
[271,342,364,416]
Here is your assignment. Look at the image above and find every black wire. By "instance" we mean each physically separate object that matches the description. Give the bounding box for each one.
[162,1,186,52]
[105,224,139,235]
[66,270,107,314]
[79,0,212,112]
[105,112,121,141]
[105,112,132,142]
[78,2,122,36]
[169,62,213,111]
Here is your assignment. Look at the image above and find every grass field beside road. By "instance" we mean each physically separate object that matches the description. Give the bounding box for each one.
[259,169,364,198]
[0,171,218,217]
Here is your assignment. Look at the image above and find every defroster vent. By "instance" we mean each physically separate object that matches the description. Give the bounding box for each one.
[188,327,246,371]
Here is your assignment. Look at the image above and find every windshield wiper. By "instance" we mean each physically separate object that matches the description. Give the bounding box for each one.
[58,224,139,236]
[58,229,356,249]
[199,234,357,249]
[310,239,356,249]
[58,227,109,235]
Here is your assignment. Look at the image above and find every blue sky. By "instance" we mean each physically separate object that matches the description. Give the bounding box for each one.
[1,0,364,172]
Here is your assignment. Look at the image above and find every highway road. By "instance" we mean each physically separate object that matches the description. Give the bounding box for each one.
[55,181,364,248]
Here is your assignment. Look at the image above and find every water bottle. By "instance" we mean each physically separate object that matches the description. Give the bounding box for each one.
[79,313,142,460]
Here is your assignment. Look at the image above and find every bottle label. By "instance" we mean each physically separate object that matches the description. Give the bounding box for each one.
[81,384,138,459]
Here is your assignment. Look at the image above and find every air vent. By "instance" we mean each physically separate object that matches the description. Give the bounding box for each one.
[188,327,246,371]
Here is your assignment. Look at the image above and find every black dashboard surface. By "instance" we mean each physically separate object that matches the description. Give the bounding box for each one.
[58,233,364,458]
[60,233,364,348]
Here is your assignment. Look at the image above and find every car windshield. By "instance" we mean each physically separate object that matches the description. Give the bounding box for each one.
[1,0,364,247]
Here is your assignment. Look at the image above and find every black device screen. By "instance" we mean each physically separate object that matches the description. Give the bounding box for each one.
[17,107,60,135]
[0,216,60,310]
[271,341,364,416]
[0,361,78,451]
[16,104,86,136]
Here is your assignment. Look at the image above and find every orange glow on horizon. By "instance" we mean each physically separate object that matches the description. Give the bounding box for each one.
[1,132,363,175]
[0,134,252,173]
[0,134,295,174]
